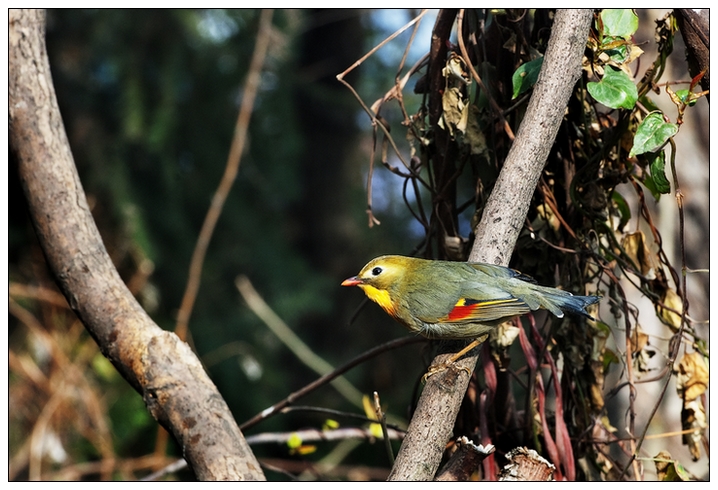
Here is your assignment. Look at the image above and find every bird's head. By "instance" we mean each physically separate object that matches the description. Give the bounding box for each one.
[341,255,410,290]
[341,255,412,316]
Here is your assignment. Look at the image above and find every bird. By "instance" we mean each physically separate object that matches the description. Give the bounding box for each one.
[341,255,599,340]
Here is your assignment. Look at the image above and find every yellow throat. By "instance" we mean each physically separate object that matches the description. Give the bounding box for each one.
[359,284,396,317]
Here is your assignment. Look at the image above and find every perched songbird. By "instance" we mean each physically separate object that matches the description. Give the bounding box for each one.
[342,255,599,339]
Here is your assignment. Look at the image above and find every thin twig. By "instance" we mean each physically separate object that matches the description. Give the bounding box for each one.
[374,391,396,465]
[366,124,381,227]
[141,458,189,482]
[338,76,414,174]
[175,9,274,341]
[336,10,429,81]
[337,10,431,182]
[280,405,405,431]
[239,336,426,431]
[8,282,69,308]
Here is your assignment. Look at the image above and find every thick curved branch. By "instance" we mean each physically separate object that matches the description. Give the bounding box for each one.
[387,9,594,481]
[9,9,264,481]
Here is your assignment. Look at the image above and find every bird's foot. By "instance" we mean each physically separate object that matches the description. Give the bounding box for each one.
[422,335,488,383]
[423,361,472,382]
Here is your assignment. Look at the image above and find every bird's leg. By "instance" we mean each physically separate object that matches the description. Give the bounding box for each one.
[446,336,487,363]
[423,334,488,382]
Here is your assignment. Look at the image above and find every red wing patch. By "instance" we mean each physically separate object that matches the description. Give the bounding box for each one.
[443,297,528,322]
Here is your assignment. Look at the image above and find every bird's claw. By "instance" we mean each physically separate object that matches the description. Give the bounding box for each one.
[422,336,486,382]
[422,361,472,383]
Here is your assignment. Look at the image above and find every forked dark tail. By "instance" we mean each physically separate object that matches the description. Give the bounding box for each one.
[529,284,600,320]
[556,293,600,319]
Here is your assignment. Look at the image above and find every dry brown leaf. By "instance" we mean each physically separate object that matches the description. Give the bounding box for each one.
[676,351,708,402]
[681,398,707,461]
[440,87,469,136]
[657,288,683,331]
[654,450,672,481]
[654,450,690,481]
[489,320,520,370]
[536,204,561,233]
[441,54,470,85]
[621,230,658,279]
[630,324,653,373]
[630,323,649,352]
[675,352,708,461]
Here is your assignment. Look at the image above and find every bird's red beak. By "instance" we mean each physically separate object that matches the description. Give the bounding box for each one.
[341,276,363,287]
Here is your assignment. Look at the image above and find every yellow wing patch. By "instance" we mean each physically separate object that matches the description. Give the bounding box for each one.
[454,298,517,308]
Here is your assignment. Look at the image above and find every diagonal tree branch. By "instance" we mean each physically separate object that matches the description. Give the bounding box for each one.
[387,9,594,481]
[9,9,264,481]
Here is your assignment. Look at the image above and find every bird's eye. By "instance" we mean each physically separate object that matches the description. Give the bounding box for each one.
[371,267,383,276]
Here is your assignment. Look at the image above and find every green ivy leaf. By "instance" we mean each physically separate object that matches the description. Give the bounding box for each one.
[605,42,629,64]
[641,173,661,201]
[587,66,638,109]
[512,56,543,99]
[611,191,631,231]
[602,348,620,372]
[630,111,678,157]
[674,88,700,107]
[648,151,671,194]
[601,9,638,39]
